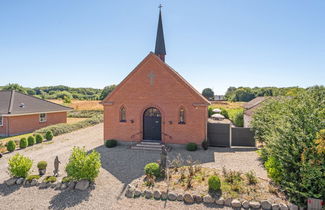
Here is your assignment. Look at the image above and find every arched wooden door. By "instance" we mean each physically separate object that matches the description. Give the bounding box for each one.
[143,107,161,141]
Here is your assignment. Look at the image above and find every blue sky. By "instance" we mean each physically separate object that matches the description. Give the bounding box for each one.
[0,0,324,94]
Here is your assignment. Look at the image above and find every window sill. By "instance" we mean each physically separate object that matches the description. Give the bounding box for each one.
[178,122,186,125]
[120,120,127,123]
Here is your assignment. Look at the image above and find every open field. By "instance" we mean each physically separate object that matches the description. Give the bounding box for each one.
[49,100,103,110]
[209,101,245,109]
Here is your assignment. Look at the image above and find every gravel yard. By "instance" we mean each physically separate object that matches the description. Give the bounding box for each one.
[0,123,266,209]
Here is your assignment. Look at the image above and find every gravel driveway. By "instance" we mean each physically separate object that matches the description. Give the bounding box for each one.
[0,124,266,210]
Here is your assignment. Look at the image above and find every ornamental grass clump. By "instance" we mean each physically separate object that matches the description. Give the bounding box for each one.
[19,138,28,149]
[6,140,16,152]
[65,147,101,182]
[8,153,33,178]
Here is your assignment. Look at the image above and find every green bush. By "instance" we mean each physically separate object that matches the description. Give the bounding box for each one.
[36,115,103,136]
[26,175,40,181]
[186,143,198,151]
[6,140,16,152]
[19,138,28,149]
[105,139,117,148]
[208,175,221,191]
[35,134,43,144]
[65,147,101,181]
[208,107,214,117]
[251,86,325,206]
[67,110,103,118]
[45,131,53,141]
[44,176,57,183]
[232,110,244,127]
[220,108,229,119]
[264,156,282,183]
[62,176,74,183]
[144,162,160,177]
[27,136,35,146]
[37,161,47,170]
[8,153,33,178]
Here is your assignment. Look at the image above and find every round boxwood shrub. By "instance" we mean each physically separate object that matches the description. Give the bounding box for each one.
[186,143,198,151]
[105,139,117,148]
[27,136,35,146]
[35,134,43,144]
[208,175,221,191]
[19,138,28,149]
[6,140,16,152]
[144,162,160,177]
[45,131,53,141]
[37,161,47,170]
[8,153,33,178]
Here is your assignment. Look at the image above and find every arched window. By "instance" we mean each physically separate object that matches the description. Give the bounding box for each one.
[120,106,126,122]
[179,107,185,124]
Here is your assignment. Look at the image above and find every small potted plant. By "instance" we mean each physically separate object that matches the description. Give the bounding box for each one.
[37,161,47,176]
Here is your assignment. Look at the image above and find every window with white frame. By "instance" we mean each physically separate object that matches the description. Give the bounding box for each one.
[0,116,3,126]
[39,113,47,122]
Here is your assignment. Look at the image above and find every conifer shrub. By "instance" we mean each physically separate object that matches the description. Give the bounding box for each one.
[35,134,43,144]
[27,136,35,146]
[65,147,101,181]
[144,162,160,177]
[37,161,47,170]
[186,143,198,151]
[19,138,28,149]
[105,139,117,148]
[8,153,33,178]
[208,175,221,191]
[45,131,53,141]
[6,140,16,152]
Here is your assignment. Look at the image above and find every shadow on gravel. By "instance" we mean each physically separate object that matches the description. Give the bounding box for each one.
[49,189,92,210]
[0,183,21,196]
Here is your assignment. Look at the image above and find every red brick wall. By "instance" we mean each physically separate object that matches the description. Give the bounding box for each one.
[0,116,8,137]
[0,112,67,136]
[103,54,208,144]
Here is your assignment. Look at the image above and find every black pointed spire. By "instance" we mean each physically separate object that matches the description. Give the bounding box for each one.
[155,5,166,62]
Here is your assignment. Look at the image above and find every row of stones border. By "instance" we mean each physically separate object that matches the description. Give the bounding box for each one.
[125,185,301,210]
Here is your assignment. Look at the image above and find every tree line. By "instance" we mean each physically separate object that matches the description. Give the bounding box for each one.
[0,83,116,101]
[202,86,308,102]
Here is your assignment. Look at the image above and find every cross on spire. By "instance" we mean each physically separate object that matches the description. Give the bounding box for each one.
[155,4,166,62]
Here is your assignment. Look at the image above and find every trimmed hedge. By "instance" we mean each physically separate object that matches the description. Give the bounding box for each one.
[36,115,103,136]
[37,161,47,170]
[186,143,198,151]
[19,138,28,149]
[6,140,16,152]
[45,131,53,141]
[144,162,160,177]
[35,134,43,144]
[105,139,117,148]
[27,136,35,146]
[68,110,103,118]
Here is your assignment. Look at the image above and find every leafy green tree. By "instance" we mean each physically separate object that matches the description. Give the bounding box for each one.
[100,85,116,100]
[251,86,325,206]
[202,88,214,100]
[2,83,27,94]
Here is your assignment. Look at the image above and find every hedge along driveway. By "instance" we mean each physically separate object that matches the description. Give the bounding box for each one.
[0,123,104,182]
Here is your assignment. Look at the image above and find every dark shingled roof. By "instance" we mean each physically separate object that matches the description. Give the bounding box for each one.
[0,90,73,115]
[243,97,268,110]
[155,9,166,56]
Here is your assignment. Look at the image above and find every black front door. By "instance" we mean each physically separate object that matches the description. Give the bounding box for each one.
[143,107,161,141]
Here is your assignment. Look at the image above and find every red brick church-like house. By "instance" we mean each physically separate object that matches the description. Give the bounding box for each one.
[102,9,210,145]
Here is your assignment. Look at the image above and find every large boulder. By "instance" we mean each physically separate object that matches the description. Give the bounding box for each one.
[261,200,272,210]
[168,192,177,201]
[60,183,68,190]
[225,198,233,206]
[5,178,17,186]
[145,190,153,199]
[75,180,90,191]
[183,194,194,204]
[16,178,24,185]
[153,190,161,200]
[161,191,168,200]
[39,182,50,189]
[203,195,215,204]
[30,179,38,186]
[134,189,142,197]
[67,181,76,190]
[125,187,134,198]
[215,197,225,206]
[250,201,261,209]
[176,194,183,201]
[193,195,203,203]
[242,200,250,209]
[280,203,288,210]
[272,204,280,210]
[231,199,242,208]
